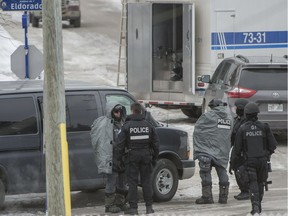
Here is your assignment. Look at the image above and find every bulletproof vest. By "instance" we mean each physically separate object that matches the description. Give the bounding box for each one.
[128,120,152,149]
[242,121,267,158]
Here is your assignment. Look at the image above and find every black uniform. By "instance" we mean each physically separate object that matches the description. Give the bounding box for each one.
[230,115,249,198]
[231,119,277,213]
[114,114,159,209]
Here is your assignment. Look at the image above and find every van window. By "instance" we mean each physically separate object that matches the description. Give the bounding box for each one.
[239,68,287,90]
[0,97,37,136]
[211,61,225,83]
[226,63,239,86]
[106,95,134,115]
[66,95,98,132]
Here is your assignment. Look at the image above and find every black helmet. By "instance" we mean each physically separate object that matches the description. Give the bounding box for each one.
[244,102,260,114]
[208,99,226,108]
[234,99,249,110]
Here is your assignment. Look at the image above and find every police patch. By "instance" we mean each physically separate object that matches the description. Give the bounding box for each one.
[217,118,231,129]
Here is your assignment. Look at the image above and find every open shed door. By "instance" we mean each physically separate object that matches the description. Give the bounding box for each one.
[182,3,195,94]
[127,3,152,92]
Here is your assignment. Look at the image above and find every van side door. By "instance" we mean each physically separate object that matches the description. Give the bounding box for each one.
[0,95,42,193]
[65,92,104,189]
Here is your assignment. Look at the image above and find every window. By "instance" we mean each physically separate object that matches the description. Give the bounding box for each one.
[216,62,232,84]
[0,97,38,136]
[106,94,161,127]
[211,61,225,83]
[66,95,98,132]
[239,68,287,90]
[106,94,134,115]
[226,63,239,86]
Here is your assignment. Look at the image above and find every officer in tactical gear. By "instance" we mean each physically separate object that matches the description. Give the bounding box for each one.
[193,99,233,205]
[114,102,159,215]
[229,98,250,200]
[231,102,277,215]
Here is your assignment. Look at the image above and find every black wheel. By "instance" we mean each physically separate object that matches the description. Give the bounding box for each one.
[32,17,39,28]
[0,179,5,209]
[181,106,202,118]
[152,159,178,202]
[71,17,81,28]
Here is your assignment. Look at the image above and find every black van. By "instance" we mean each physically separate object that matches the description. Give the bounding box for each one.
[0,80,195,207]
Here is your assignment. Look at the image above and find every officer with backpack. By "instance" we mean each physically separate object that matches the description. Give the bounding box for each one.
[193,99,233,205]
[230,102,277,215]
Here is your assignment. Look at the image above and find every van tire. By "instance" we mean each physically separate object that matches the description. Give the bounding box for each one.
[181,106,202,118]
[152,159,178,202]
[0,180,5,209]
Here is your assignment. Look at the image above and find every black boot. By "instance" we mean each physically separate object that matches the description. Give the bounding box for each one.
[115,190,129,211]
[196,184,214,204]
[124,208,138,215]
[146,205,155,214]
[105,193,121,213]
[250,192,261,215]
[218,182,229,204]
[234,191,250,200]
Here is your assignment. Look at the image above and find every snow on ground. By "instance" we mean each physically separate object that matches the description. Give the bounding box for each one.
[0,24,20,81]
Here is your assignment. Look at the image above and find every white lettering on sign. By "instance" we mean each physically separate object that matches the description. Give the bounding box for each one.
[11,3,42,10]
[246,131,263,137]
[130,127,149,134]
[217,118,231,129]
[218,119,231,125]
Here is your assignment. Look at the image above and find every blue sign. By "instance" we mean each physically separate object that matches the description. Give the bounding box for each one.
[211,31,288,50]
[1,0,42,11]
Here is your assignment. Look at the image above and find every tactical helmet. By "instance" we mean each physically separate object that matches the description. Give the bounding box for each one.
[208,99,225,108]
[244,102,260,114]
[234,99,249,110]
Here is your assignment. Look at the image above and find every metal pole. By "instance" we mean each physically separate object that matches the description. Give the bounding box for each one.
[23,11,29,79]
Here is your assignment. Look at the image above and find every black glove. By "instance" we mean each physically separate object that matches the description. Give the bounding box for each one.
[113,160,125,173]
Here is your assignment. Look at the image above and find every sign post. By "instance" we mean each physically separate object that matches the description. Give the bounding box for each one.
[22,11,29,78]
[1,0,43,79]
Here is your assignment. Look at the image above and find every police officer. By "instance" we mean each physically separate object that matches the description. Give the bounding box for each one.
[229,99,250,200]
[193,99,233,204]
[114,102,159,215]
[231,102,277,215]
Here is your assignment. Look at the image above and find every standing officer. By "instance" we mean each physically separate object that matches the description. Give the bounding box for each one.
[193,99,233,204]
[114,102,159,215]
[231,102,277,215]
[90,102,128,213]
[229,99,250,200]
